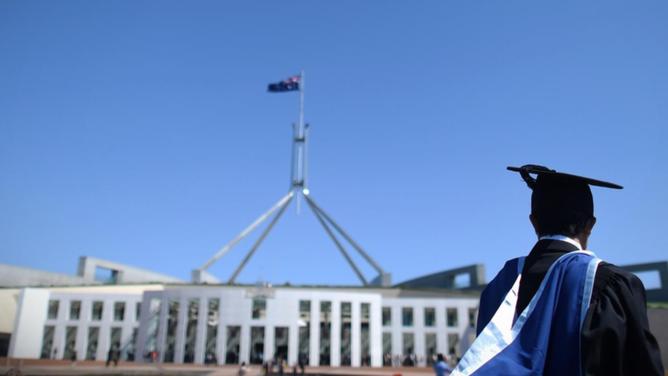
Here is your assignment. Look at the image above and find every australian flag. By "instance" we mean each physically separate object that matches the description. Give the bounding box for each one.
[267,75,300,92]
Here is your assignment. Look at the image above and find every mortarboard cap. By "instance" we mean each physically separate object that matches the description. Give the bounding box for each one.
[507,165,622,229]
[507,164,623,190]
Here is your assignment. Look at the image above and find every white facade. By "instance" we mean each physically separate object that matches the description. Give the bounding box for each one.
[7,285,163,361]
[7,284,479,368]
[8,289,50,358]
[381,297,478,366]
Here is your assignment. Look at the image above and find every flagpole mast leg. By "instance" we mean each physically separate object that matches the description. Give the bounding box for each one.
[305,196,368,285]
[228,194,294,284]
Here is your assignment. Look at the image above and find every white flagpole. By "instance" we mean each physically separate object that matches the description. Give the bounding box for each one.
[299,70,305,130]
[296,70,305,214]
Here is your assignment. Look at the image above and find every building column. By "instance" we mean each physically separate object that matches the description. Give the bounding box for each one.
[121,320,134,361]
[414,305,425,366]
[370,302,382,367]
[330,301,341,366]
[174,297,187,363]
[217,294,226,365]
[288,322,298,366]
[156,296,169,362]
[8,289,50,359]
[135,299,147,362]
[351,301,360,367]
[239,325,250,364]
[309,300,320,366]
[194,297,207,364]
[265,325,275,363]
[392,305,401,363]
[76,321,86,361]
[436,305,447,358]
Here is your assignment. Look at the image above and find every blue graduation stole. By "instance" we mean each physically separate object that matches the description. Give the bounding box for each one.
[452,251,601,376]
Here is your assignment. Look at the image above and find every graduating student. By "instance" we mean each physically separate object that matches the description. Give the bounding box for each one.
[452,165,664,376]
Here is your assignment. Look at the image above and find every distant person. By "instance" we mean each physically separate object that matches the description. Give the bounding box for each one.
[238,361,248,376]
[205,351,217,365]
[106,345,119,367]
[106,347,112,367]
[51,347,58,360]
[452,165,664,375]
[126,348,135,361]
[434,354,452,376]
[297,354,305,375]
[278,357,285,376]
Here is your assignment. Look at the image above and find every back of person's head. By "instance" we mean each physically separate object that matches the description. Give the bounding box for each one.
[531,174,594,237]
[436,353,445,362]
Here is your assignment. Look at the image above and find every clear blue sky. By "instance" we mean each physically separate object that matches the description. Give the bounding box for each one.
[1,1,666,286]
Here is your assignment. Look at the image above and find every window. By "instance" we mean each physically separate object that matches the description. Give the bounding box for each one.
[382,332,392,366]
[86,327,99,360]
[425,333,437,365]
[205,298,219,364]
[446,308,458,327]
[340,302,352,366]
[127,328,138,361]
[252,297,266,319]
[184,298,199,363]
[402,332,415,366]
[69,301,81,320]
[299,300,311,321]
[249,326,265,364]
[226,326,241,364]
[402,332,414,355]
[275,327,289,361]
[92,301,103,321]
[47,300,59,320]
[424,307,436,327]
[164,299,179,363]
[136,302,142,321]
[382,306,391,326]
[448,333,460,357]
[114,302,125,321]
[468,307,477,328]
[110,327,122,351]
[144,298,161,355]
[361,303,370,366]
[298,300,310,365]
[320,301,331,365]
[402,307,414,327]
[40,326,55,359]
[64,326,77,360]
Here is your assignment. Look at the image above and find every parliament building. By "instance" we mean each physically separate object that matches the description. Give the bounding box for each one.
[0,257,484,367]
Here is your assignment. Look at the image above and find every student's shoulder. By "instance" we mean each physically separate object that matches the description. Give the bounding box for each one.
[594,261,647,301]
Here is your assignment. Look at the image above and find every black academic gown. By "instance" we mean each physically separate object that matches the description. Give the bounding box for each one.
[515,239,664,376]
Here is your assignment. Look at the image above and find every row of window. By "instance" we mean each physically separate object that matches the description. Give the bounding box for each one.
[252,298,372,322]
[381,331,461,366]
[40,324,138,361]
[47,300,141,322]
[381,306,477,328]
[249,300,372,366]
[143,298,374,366]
